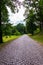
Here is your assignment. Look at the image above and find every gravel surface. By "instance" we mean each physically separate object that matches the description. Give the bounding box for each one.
[0,35,43,65]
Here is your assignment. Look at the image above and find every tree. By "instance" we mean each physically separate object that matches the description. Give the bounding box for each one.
[11,26,17,35]
[16,23,26,34]
[3,23,13,36]
[26,9,37,35]
[37,0,43,31]
[26,21,37,35]
[0,0,20,43]
[23,0,43,33]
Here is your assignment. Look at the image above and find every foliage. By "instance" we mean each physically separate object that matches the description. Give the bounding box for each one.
[25,9,37,35]
[2,23,27,36]
[3,35,20,43]
[2,23,21,36]
[23,0,43,34]
[1,0,20,23]
[11,26,17,35]
[16,23,26,34]
[2,23,13,36]
[28,33,43,45]
[26,21,37,35]
[14,30,21,35]
[0,0,20,43]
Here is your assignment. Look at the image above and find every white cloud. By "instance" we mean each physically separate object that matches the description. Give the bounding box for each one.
[7,5,25,25]
[19,0,24,2]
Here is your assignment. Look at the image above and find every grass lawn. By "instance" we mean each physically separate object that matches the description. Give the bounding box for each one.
[28,33,43,45]
[3,35,20,42]
[0,35,20,48]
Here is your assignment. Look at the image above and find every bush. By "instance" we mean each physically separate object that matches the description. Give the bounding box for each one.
[14,31,21,35]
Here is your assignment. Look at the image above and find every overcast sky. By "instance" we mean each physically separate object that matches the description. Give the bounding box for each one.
[7,0,25,25]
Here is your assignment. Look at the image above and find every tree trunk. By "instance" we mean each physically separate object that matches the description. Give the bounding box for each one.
[0,22,3,43]
[40,21,41,31]
[41,22,43,32]
[40,21,43,32]
[0,0,3,43]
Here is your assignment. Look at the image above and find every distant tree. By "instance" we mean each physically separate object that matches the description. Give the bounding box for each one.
[14,30,21,35]
[11,26,17,35]
[2,23,13,36]
[16,23,26,34]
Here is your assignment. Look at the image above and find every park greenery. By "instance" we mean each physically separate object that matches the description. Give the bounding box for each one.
[28,33,43,45]
[0,0,21,43]
[23,0,43,44]
[0,0,43,44]
[23,0,43,34]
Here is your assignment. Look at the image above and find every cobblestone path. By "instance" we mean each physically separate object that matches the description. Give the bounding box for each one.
[0,35,43,65]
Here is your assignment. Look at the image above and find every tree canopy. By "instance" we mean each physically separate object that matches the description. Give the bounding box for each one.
[23,0,43,35]
[0,0,20,43]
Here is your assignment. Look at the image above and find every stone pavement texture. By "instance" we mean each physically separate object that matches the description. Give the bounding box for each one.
[0,35,43,65]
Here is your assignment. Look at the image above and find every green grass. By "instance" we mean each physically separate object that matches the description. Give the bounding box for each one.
[28,33,43,45]
[3,35,20,42]
[0,35,20,48]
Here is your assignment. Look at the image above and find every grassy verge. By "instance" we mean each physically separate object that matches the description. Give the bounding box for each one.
[28,33,43,45]
[0,35,20,48]
[3,35,20,42]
